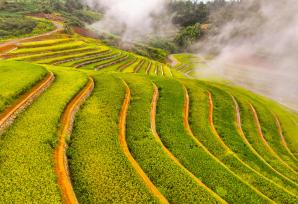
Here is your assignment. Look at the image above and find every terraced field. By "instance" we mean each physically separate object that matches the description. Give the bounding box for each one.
[170,53,209,77]
[0,19,297,203]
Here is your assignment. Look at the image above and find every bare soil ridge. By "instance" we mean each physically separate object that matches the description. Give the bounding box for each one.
[0,72,55,133]
[119,80,168,204]
[54,77,94,204]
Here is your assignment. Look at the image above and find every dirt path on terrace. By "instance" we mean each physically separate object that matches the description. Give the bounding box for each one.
[150,84,225,203]
[231,96,298,195]
[54,77,94,204]
[0,72,55,133]
[118,80,168,204]
[184,87,284,202]
[209,92,298,184]
[168,54,179,67]
[250,104,297,174]
[274,116,298,162]
[0,20,64,54]
[207,92,234,151]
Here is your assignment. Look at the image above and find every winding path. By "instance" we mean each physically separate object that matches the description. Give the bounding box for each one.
[118,80,168,204]
[0,72,55,132]
[54,77,94,204]
[168,54,179,67]
[0,20,64,54]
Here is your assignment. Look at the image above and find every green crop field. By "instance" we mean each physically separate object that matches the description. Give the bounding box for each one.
[0,61,47,113]
[0,9,297,204]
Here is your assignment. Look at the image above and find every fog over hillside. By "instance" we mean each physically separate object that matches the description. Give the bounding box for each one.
[81,0,175,42]
[197,0,298,111]
[81,0,297,111]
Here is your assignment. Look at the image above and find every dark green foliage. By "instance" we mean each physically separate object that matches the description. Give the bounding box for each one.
[149,38,179,54]
[175,23,202,49]
[170,1,209,27]
[0,17,36,38]
[0,1,100,29]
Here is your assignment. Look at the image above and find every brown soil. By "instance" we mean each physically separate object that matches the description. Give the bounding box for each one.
[168,55,179,67]
[119,80,168,204]
[0,19,64,55]
[250,104,297,174]
[0,72,55,132]
[208,92,233,151]
[54,77,94,204]
[73,27,98,39]
[151,85,225,203]
[274,116,298,161]
[29,13,65,22]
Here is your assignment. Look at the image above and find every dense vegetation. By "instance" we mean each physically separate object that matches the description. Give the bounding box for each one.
[0,17,55,40]
[0,3,297,203]
[0,66,87,203]
[68,74,156,203]
[0,61,47,112]
[0,0,100,27]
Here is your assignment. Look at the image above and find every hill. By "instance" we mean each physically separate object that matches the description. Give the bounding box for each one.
[0,14,297,204]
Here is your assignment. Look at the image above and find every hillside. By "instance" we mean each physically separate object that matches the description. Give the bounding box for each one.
[0,15,297,204]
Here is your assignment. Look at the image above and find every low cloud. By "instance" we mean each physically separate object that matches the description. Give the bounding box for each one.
[197,0,298,111]
[82,0,175,42]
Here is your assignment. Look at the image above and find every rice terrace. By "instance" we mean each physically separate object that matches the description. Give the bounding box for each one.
[0,0,297,203]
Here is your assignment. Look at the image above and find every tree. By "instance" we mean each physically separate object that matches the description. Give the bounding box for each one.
[175,23,201,49]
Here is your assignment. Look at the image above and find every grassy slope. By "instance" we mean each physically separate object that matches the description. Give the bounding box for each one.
[181,79,298,203]
[196,81,298,193]
[153,78,270,203]
[0,17,55,42]
[0,67,87,203]
[11,41,86,54]
[0,60,47,112]
[68,73,157,203]
[122,74,220,203]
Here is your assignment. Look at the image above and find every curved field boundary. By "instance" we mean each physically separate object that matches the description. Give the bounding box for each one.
[0,45,17,55]
[250,104,298,175]
[95,55,129,70]
[134,59,145,73]
[160,65,164,76]
[151,84,226,203]
[155,64,158,75]
[118,58,138,71]
[183,87,272,202]
[231,96,298,191]
[0,72,55,132]
[52,50,112,65]
[19,39,73,49]
[119,80,168,204]
[176,64,188,71]
[274,115,298,161]
[146,62,152,74]
[164,66,173,78]
[74,53,121,68]
[7,47,97,61]
[168,54,180,67]
[55,77,94,204]
[208,92,236,152]
[179,65,191,72]
[210,92,298,185]
[0,20,63,54]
